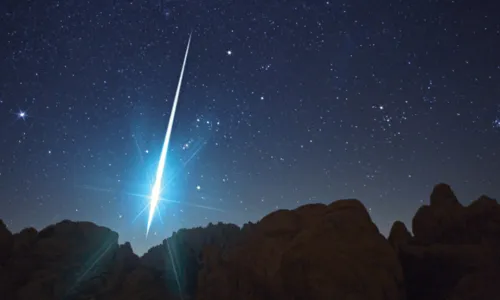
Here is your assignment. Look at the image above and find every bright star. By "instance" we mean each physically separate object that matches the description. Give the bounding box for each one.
[226,50,232,56]
[196,185,201,190]
[18,111,27,119]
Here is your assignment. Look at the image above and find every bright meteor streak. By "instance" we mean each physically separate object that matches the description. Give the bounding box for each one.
[146,33,192,236]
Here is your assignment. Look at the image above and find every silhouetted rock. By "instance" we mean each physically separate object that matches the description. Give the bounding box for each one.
[139,222,243,299]
[0,220,14,299]
[388,221,411,249]
[0,220,12,264]
[197,199,405,300]
[111,266,170,300]
[0,220,120,300]
[400,184,500,300]
[465,195,500,247]
[429,183,461,208]
[12,227,37,253]
[0,183,499,300]
[412,184,466,244]
[449,269,500,300]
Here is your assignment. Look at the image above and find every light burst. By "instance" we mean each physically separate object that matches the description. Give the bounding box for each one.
[146,33,192,236]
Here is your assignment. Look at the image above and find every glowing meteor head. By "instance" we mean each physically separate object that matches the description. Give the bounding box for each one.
[146,183,162,236]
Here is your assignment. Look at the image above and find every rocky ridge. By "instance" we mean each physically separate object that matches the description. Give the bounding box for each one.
[0,183,498,300]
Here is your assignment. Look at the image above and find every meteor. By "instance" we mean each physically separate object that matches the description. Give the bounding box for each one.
[146,33,192,236]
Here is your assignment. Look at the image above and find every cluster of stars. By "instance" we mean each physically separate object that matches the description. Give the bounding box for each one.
[493,118,500,129]
[0,0,498,255]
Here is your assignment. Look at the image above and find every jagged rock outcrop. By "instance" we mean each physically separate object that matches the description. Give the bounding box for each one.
[395,183,500,300]
[0,220,120,300]
[0,220,12,264]
[449,269,500,300]
[0,183,499,300]
[139,222,243,299]
[388,221,411,249]
[0,219,244,300]
[412,183,465,245]
[197,200,405,300]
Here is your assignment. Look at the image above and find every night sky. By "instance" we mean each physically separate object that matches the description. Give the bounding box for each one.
[1,0,499,255]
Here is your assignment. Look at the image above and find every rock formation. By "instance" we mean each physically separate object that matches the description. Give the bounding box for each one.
[197,200,404,300]
[0,183,498,300]
[393,183,500,300]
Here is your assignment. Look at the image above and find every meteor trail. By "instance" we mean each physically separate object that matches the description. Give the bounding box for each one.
[146,33,192,236]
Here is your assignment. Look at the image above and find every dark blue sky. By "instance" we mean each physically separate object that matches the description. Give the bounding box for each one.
[1,0,499,254]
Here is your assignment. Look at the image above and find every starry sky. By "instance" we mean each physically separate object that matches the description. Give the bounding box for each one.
[1,0,499,254]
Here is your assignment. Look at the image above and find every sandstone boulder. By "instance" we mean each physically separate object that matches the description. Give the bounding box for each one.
[1,182,499,300]
[2,220,120,299]
[412,183,466,244]
[449,269,500,300]
[401,184,500,300]
[388,221,411,248]
[197,199,405,300]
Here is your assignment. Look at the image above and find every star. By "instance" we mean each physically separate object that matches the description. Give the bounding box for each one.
[17,111,27,119]
[1,0,499,258]
[493,118,500,129]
